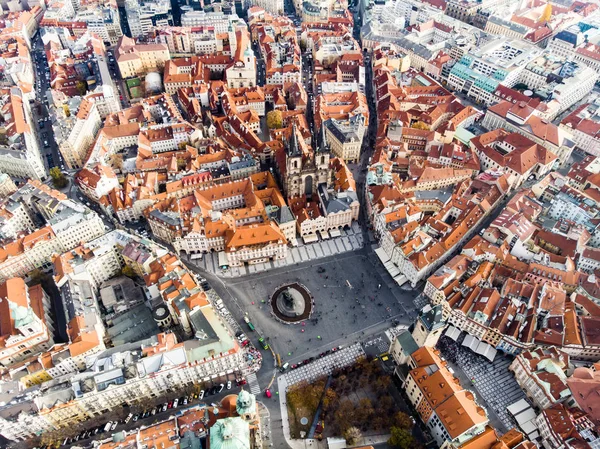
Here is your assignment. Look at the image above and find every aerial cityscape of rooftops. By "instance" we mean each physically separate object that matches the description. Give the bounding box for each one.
[2,0,600,447]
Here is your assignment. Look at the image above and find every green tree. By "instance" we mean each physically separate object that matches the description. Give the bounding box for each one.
[286,94,297,111]
[343,426,362,446]
[411,121,430,130]
[333,399,355,432]
[29,268,50,285]
[322,388,338,411]
[110,153,124,171]
[358,397,374,421]
[388,426,414,449]
[393,411,414,430]
[266,110,283,129]
[121,265,136,278]
[375,375,392,393]
[49,166,68,188]
[76,80,88,96]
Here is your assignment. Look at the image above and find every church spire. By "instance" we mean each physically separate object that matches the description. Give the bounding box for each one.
[317,121,330,153]
[287,122,300,156]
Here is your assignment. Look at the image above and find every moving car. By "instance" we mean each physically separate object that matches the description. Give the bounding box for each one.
[226,381,232,390]
[264,389,272,398]
[258,337,269,350]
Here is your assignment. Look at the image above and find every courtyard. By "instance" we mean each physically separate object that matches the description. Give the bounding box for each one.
[199,249,421,367]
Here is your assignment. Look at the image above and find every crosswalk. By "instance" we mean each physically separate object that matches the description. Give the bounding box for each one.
[364,336,391,355]
[246,373,261,395]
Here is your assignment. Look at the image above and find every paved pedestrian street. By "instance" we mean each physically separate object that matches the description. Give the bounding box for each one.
[440,339,529,432]
[283,344,365,385]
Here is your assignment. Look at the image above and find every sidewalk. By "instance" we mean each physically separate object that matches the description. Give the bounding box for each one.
[188,223,364,278]
[278,376,316,449]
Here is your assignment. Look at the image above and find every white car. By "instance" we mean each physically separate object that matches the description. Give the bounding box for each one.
[199,390,205,399]
[226,381,232,390]
[110,422,118,431]
[173,398,179,408]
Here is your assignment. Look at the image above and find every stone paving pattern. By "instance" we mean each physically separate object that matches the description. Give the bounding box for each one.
[443,342,529,432]
[283,344,365,385]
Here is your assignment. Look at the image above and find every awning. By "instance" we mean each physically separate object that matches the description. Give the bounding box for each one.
[445,326,461,341]
[462,334,480,351]
[303,234,319,244]
[384,260,401,277]
[474,341,497,362]
[218,251,229,268]
[329,228,342,237]
[375,246,391,263]
[514,408,537,425]
[394,274,408,286]
[318,229,330,240]
[507,399,529,416]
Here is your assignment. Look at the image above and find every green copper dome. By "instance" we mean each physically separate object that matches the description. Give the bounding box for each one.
[209,417,250,449]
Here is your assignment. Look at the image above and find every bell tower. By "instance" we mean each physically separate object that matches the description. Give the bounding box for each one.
[412,304,445,348]
[317,122,331,187]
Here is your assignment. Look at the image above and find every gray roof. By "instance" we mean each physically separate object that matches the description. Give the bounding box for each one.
[325,118,360,145]
[107,304,160,346]
[396,331,419,356]
[188,308,220,343]
[229,158,256,171]
[149,209,181,227]
[317,184,357,215]
[419,304,444,331]
[268,205,295,224]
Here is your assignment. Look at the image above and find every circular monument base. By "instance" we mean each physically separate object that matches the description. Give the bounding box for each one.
[270,283,314,323]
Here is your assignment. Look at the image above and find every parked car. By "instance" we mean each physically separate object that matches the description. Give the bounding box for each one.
[199,390,205,399]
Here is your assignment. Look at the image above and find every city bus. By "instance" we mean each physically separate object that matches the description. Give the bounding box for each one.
[243,316,255,331]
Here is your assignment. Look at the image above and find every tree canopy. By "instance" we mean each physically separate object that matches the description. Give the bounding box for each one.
[388,426,414,449]
[266,110,283,129]
[49,167,68,188]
